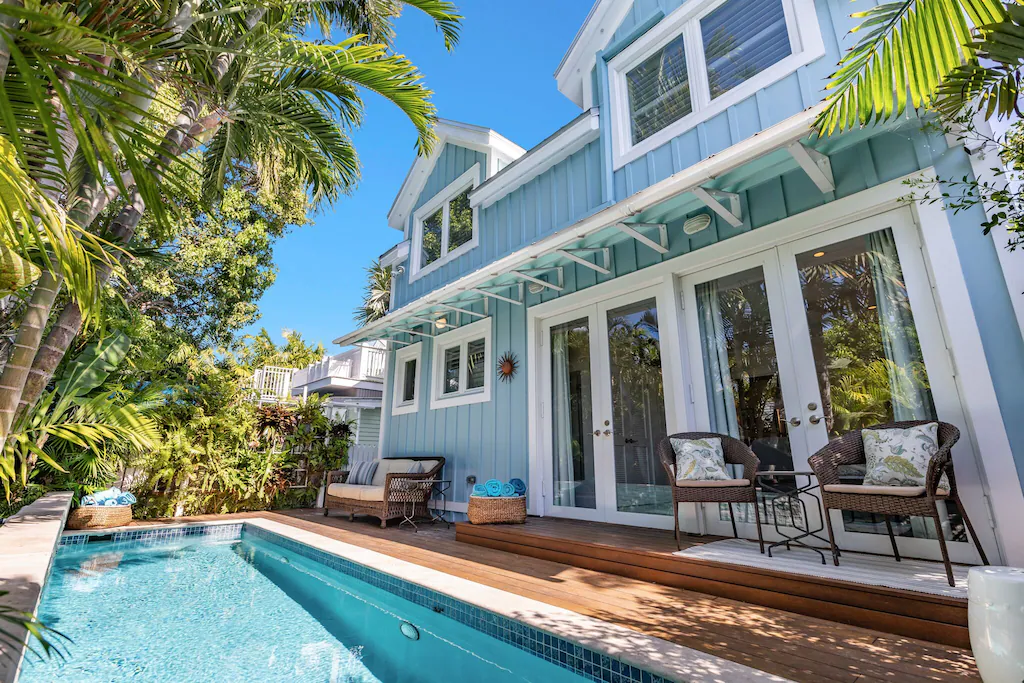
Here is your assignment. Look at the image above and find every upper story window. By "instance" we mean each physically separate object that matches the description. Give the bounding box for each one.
[611,0,823,169]
[391,342,422,416]
[411,164,480,282]
[430,317,492,409]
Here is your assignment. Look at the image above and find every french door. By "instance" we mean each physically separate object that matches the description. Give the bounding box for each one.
[540,285,676,529]
[680,209,993,562]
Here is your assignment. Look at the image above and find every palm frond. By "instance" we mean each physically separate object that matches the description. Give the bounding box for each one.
[816,0,1007,134]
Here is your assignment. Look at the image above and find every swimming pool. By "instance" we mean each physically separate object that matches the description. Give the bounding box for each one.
[20,523,669,683]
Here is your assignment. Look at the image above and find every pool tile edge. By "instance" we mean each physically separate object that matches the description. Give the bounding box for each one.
[244,517,792,683]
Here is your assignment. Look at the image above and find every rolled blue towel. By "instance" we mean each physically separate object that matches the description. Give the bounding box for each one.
[102,498,117,506]
[123,492,137,504]
[471,484,487,497]
[80,495,97,506]
[115,494,131,505]
[509,478,527,496]
[500,482,516,497]
[93,487,120,503]
[484,479,502,497]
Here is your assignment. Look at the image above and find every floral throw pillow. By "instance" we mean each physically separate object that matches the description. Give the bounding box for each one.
[671,437,730,481]
[862,423,949,490]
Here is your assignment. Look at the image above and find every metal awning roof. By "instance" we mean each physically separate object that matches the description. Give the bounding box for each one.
[335,105,918,349]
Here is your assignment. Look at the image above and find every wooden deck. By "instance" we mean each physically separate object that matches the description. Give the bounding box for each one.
[121,510,979,683]
[455,517,969,649]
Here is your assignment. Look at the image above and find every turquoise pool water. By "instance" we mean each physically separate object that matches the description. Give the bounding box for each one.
[21,530,590,682]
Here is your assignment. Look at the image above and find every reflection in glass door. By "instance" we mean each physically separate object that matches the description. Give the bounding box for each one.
[549,317,597,510]
[605,298,670,516]
[790,227,963,543]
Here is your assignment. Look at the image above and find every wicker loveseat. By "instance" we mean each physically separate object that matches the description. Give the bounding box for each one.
[323,456,445,528]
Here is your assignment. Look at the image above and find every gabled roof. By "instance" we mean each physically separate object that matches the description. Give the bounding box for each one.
[554,0,633,107]
[386,119,526,231]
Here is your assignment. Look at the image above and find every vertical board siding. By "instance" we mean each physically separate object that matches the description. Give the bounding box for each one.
[607,0,872,203]
[394,141,605,309]
[381,300,529,505]
[380,130,975,499]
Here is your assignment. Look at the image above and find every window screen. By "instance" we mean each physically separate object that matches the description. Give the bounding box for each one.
[443,346,461,394]
[421,208,443,268]
[466,339,486,390]
[401,359,417,403]
[702,0,791,99]
[448,189,473,252]
[626,34,692,144]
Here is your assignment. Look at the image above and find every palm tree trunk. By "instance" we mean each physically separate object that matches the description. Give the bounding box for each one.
[12,6,254,417]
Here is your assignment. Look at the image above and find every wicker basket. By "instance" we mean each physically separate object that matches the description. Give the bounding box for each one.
[66,505,132,530]
[467,496,526,524]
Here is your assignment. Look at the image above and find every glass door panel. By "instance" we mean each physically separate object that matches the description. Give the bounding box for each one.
[694,267,794,472]
[791,227,965,543]
[549,317,598,510]
[605,298,671,516]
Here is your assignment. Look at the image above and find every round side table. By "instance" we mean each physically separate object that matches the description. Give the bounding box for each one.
[968,565,1024,683]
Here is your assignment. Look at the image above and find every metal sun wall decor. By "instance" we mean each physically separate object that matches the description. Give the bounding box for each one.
[497,352,519,383]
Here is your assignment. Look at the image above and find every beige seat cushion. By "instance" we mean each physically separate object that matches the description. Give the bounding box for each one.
[356,486,386,502]
[326,483,363,499]
[823,484,949,497]
[370,458,439,486]
[675,478,750,488]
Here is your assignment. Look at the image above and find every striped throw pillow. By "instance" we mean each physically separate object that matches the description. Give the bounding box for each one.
[347,461,377,485]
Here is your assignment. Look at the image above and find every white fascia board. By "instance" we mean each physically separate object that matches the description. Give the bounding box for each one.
[470,110,601,210]
[386,120,527,231]
[555,0,633,107]
[335,104,826,347]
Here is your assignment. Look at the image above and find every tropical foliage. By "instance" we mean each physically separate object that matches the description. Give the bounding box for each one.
[355,258,392,325]
[0,0,462,453]
[817,0,1010,133]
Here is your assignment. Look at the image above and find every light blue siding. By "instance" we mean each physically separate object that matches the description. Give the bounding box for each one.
[379,127,1024,500]
[381,299,529,506]
[393,141,605,309]
[606,0,860,202]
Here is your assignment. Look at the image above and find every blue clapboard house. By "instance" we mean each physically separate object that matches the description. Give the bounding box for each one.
[334,0,1024,567]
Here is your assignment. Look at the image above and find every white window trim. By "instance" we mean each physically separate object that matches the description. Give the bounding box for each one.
[409,164,481,283]
[429,317,492,410]
[608,0,824,170]
[391,342,422,416]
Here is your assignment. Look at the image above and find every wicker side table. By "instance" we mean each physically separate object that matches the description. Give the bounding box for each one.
[467,496,526,524]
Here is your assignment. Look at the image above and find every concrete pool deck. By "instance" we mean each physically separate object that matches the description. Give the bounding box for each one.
[0,492,72,683]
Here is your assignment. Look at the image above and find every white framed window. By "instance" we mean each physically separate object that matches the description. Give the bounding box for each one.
[429,317,492,409]
[410,164,481,282]
[391,342,422,416]
[608,0,823,169]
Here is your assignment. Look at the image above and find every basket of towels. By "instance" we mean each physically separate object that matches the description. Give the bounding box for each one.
[467,478,527,524]
[66,488,137,530]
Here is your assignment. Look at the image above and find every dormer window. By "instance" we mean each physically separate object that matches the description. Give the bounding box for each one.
[411,163,480,281]
[610,0,823,169]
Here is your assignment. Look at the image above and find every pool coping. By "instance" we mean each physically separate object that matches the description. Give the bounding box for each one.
[0,492,73,683]
[62,517,790,683]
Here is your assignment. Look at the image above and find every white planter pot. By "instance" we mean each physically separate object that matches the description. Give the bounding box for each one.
[969,566,1024,683]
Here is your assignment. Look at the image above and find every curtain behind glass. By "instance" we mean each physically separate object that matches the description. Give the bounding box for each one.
[696,281,740,436]
[551,329,576,507]
[866,229,934,422]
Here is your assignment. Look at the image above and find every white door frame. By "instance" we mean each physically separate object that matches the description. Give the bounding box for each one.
[524,170,1021,563]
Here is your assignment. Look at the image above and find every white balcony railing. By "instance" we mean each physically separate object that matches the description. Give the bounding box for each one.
[363,347,386,379]
[250,366,293,403]
[293,348,386,386]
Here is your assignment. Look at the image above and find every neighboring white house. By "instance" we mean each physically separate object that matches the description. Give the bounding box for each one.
[251,342,386,457]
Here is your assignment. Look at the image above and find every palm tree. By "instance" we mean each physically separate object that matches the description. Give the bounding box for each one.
[355,259,392,325]
[816,0,1012,134]
[0,0,463,444]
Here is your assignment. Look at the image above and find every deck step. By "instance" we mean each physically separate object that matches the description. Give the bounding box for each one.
[455,519,969,649]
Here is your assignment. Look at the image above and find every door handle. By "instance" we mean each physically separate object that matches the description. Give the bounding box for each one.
[789,417,801,427]
[603,429,613,436]
[808,414,822,425]
[593,430,601,436]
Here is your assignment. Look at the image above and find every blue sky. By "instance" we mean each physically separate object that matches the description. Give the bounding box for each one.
[244,1,595,352]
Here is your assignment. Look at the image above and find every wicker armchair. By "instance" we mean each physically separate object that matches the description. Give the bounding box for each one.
[808,420,988,586]
[323,456,445,528]
[657,432,764,553]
